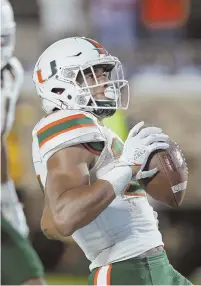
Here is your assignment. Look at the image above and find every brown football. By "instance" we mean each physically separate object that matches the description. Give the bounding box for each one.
[140,140,188,207]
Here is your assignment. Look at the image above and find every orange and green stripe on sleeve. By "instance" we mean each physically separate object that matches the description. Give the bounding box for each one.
[83,142,105,155]
[37,114,95,147]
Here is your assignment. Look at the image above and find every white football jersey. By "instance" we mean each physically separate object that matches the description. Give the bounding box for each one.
[32,109,163,270]
[1,57,29,237]
[1,57,24,135]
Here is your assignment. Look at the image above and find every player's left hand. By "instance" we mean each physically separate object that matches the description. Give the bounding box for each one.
[119,121,169,180]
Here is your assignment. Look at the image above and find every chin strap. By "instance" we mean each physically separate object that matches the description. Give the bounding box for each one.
[87,99,117,119]
[92,108,116,119]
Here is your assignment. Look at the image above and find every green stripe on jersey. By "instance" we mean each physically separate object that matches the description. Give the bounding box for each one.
[38,117,94,145]
[88,142,104,151]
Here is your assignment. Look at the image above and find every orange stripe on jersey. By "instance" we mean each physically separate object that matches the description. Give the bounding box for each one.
[106,264,112,285]
[39,123,95,148]
[94,267,101,286]
[37,114,87,135]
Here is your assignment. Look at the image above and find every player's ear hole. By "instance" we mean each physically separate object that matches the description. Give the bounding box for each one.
[51,88,65,94]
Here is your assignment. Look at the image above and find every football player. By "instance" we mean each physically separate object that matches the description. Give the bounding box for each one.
[1,0,45,284]
[32,37,192,285]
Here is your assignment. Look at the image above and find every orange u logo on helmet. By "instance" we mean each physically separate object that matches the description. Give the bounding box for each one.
[36,60,57,83]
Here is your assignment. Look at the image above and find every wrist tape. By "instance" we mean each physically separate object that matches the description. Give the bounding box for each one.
[98,165,132,196]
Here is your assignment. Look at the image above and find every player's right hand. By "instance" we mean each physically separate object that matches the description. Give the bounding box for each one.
[119,121,169,179]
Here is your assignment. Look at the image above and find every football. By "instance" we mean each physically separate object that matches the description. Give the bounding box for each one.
[140,140,188,207]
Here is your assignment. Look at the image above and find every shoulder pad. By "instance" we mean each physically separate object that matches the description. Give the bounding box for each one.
[33,110,106,164]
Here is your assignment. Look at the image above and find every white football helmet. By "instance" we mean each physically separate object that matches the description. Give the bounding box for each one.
[1,0,16,69]
[33,37,130,118]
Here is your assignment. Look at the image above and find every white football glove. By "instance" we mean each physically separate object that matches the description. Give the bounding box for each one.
[119,121,169,180]
[97,121,169,196]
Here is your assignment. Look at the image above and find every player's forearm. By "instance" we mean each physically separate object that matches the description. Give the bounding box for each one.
[50,180,115,236]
